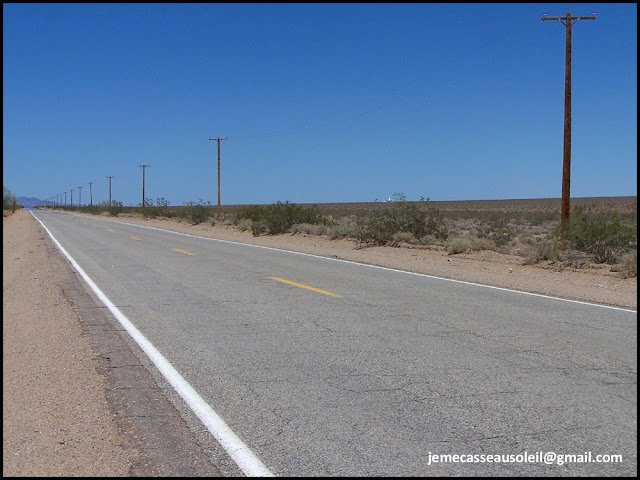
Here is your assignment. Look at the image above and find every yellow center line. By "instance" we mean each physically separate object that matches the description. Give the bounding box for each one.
[130,236,142,241]
[107,229,115,232]
[172,248,195,256]
[269,277,342,297]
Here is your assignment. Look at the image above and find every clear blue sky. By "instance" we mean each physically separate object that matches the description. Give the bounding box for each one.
[3,3,637,206]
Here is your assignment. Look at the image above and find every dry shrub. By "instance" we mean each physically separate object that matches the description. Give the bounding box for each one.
[446,237,472,255]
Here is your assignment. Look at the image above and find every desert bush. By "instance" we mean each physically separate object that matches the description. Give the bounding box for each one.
[292,223,328,236]
[185,200,212,225]
[353,193,448,246]
[326,223,354,240]
[3,186,19,212]
[108,200,124,216]
[236,219,252,231]
[477,214,517,248]
[236,201,331,236]
[553,203,636,264]
[392,231,417,244]
[470,236,496,251]
[446,237,472,255]
[520,240,563,265]
[611,250,637,278]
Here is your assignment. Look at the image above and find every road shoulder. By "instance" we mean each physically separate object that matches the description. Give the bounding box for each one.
[3,209,221,476]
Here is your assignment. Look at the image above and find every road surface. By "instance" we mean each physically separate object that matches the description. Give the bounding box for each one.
[32,209,637,476]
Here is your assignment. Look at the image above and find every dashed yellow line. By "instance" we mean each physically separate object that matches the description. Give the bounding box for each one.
[130,236,142,241]
[107,229,115,232]
[269,277,341,297]
[172,248,194,256]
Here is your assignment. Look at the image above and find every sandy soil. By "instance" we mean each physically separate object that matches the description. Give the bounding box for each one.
[81,210,636,310]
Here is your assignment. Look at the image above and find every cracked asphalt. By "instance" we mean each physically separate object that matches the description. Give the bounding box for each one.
[5,208,637,476]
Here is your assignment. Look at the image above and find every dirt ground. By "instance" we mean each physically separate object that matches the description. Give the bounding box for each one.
[3,210,134,476]
[2,208,637,476]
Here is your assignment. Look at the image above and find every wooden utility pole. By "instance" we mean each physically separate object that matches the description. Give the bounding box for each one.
[106,176,114,206]
[209,137,229,219]
[70,189,74,207]
[542,12,595,231]
[64,191,67,206]
[89,182,94,206]
[138,165,150,207]
[78,186,82,207]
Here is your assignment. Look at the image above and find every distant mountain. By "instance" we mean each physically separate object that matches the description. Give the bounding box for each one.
[16,197,51,208]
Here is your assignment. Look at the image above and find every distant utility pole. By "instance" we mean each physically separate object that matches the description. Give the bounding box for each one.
[78,186,82,207]
[542,11,596,231]
[70,189,74,207]
[64,191,67,206]
[106,176,114,207]
[208,136,229,219]
[89,182,94,206]
[138,165,150,208]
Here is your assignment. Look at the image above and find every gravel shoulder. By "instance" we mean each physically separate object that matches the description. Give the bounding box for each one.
[3,209,222,476]
[3,209,134,476]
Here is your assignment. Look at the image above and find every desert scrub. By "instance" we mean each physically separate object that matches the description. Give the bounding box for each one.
[446,237,472,255]
[553,203,636,264]
[235,201,332,236]
[469,236,496,252]
[610,250,637,278]
[108,200,124,216]
[3,186,20,212]
[519,240,563,265]
[477,214,517,249]
[291,223,328,236]
[353,193,448,246]
[184,200,213,224]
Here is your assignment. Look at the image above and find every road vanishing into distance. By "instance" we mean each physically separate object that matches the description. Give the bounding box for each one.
[32,209,637,476]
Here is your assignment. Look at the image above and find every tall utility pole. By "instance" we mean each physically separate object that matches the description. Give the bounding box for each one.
[106,176,114,206]
[208,137,229,219]
[70,189,74,207]
[78,186,82,207]
[138,165,150,208]
[89,182,94,206]
[64,191,67,206]
[542,11,595,231]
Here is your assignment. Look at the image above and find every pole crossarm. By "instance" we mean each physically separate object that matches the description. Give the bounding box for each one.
[542,15,595,23]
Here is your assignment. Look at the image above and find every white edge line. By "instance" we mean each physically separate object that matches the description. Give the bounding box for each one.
[31,211,274,477]
[52,210,637,314]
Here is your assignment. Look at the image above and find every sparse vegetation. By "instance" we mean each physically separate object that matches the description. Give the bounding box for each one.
[446,237,472,255]
[3,186,21,214]
[235,201,332,236]
[352,193,448,247]
[552,203,636,265]
[56,194,637,278]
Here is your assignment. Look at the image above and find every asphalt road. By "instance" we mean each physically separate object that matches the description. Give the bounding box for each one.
[32,209,637,476]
